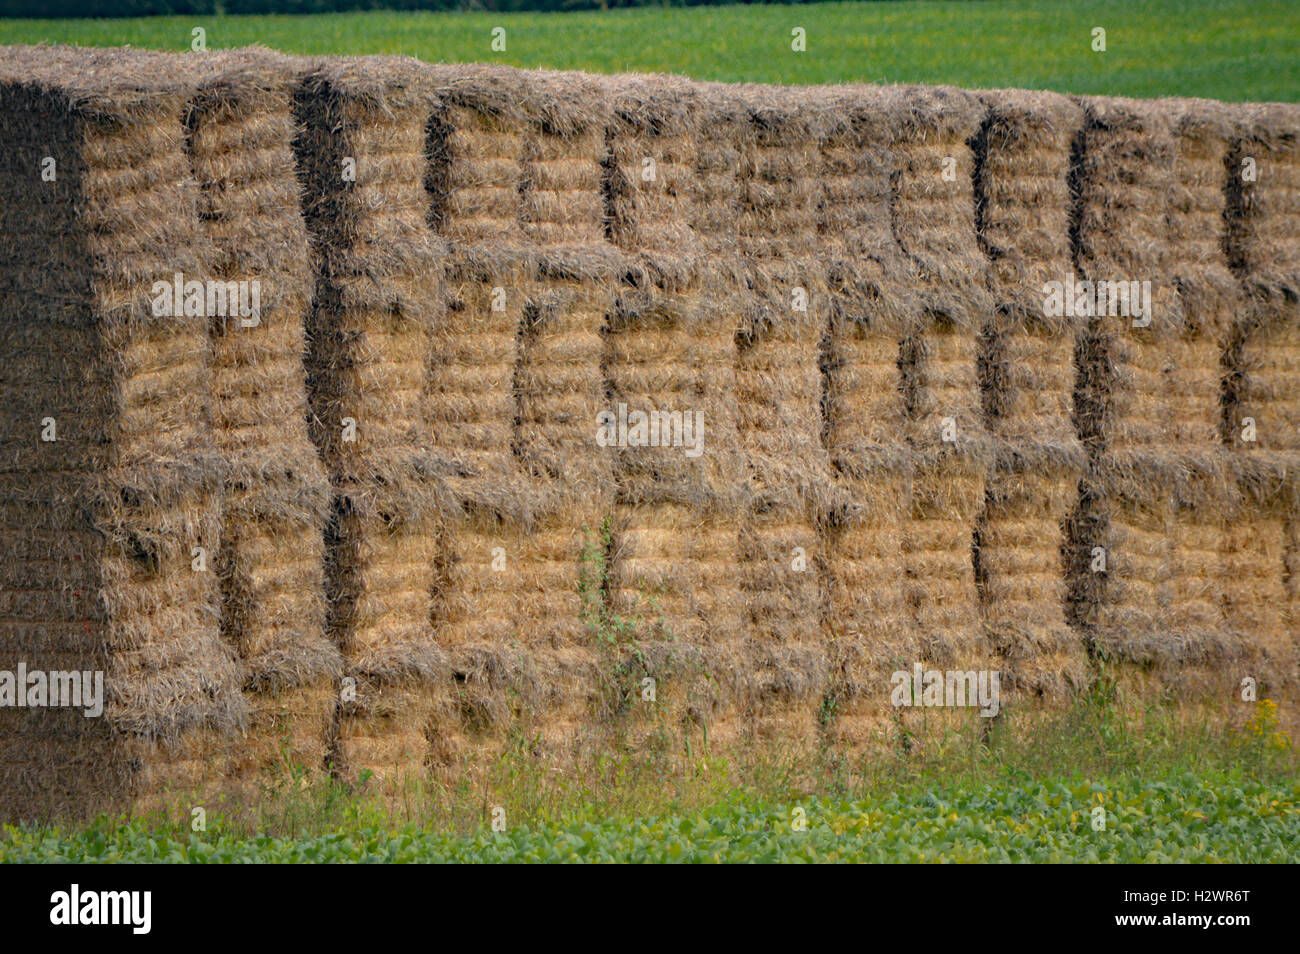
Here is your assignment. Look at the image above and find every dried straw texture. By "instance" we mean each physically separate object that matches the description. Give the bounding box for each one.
[436,259,532,507]
[823,473,913,757]
[294,57,444,490]
[980,469,1082,698]
[1227,103,1300,298]
[891,85,993,433]
[293,58,448,784]
[970,90,1086,701]
[1225,104,1300,492]
[607,495,733,747]
[818,86,915,473]
[975,90,1084,449]
[887,87,991,681]
[335,678,438,786]
[325,490,445,779]
[1221,102,1300,707]
[424,67,527,259]
[183,50,340,784]
[430,504,607,761]
[0,47,247,819]
[727,85,843,746]
[1073,98,1185,472]
[1071,97,1232,689]
[604,74,702,292]
[602,299,744,749]
[520,70,609,249]
[731,86,838,506]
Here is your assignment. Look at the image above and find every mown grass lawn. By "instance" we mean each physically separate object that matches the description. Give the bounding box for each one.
[3,774,1296,862]
[0,0,1296,102]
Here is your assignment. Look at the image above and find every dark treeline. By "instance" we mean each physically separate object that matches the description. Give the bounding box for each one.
[1,0,871,20]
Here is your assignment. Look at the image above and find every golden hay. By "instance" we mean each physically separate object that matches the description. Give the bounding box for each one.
[0,47,244,820]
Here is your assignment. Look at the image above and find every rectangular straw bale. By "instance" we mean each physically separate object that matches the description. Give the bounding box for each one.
[432,503,607,760]
[326,487,447,780]
[824,472,914,758]
[604,75,702,292]
[890,86,993,435]
[1222,102,1300,711]
[969,91,1087,703]
[1073,97,1183,465]
[816,86,915,471]
[1079,482,1174,664]
[518,70,609,249]
[728,86,837,500]
[725,497,827,753]
[517,253,621,499]
[0,47,245,819]
[436,258,530,492]
[1225,104,1300,481]
[335,677,439,786]
[1226,103,1300,295]
[602,269,745,750]
[0,49,219,479]
[884,88,993,715]
[183,50,341,784]
[607,487,736,747]
[907,453,986,667]
[294,57,444,488]
[974,90,1084,449]
[1167,100,1242,446]
[980,466,1085,699]
[424,65,528,254]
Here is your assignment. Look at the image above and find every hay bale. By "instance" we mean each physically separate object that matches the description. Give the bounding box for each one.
[436,258,532,499]
[183,49,341,785]
[1221,101,1300,708]
[325,488,446,779]
[974,90,1083,448]
[294,58,448,783]
[424,64,529,257]
[818,86,915,468]
[607,486,735,749]
[823,472,914,758]
[887,86,993,699]
[294,56,444,489]
[519,70,609,249]
[0,47,246,820]
[970,90,1087,701]
[1070,96,1236,697]
[981,465,1083,698]
[604,74,702,291]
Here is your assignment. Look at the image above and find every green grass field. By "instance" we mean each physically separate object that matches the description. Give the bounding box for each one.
[1,0,1297,102]
[2,693,1295,862]
[4,775,1297,862]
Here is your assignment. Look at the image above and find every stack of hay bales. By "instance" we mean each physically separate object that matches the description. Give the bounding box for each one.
[889,86,994,734]
[1072,97,1237,705]
[724,84,838,754]
[816,86,917,759]
[0,47,244,819]
[294,57,447,784]
[425,65,617,763]
[602,77,744,753]
[973,90,1088,703]
[184,49,341,793]
[1163,99,1249,704]
[1223,101,1300,718]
